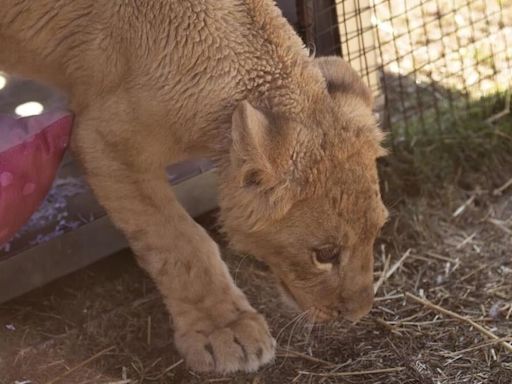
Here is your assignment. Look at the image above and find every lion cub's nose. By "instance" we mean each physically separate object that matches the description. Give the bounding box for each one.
[343,286,374,322]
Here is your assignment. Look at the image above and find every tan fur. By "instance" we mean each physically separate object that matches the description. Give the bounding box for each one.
[0,0,387,373]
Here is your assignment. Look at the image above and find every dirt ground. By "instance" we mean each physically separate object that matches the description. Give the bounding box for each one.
[1,172,511,384]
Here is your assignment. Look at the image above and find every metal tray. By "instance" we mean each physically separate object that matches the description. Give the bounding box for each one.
[0,155,218,303]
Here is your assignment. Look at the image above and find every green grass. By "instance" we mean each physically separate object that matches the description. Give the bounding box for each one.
[382,91,512,197]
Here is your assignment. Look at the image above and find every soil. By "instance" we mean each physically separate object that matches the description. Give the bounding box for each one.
[1,181,511,384]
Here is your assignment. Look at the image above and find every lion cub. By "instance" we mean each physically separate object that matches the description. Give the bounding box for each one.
[0,0,387,373]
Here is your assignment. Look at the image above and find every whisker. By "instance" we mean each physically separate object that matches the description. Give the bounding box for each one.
[233,254,249,285]
[275,310,307,345]
[277,310,310,368]
[303,311,316,348]
[286,311,309,348]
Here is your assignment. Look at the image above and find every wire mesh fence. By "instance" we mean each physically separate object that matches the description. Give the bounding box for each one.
[280,0,512,143]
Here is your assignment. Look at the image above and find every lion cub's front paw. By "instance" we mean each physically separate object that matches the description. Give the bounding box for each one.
[175,310,275,373]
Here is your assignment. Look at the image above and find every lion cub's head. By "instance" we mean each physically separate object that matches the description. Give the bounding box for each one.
[219,56,388,323]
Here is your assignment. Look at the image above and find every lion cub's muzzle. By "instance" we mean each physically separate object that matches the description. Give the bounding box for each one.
[336,285,374,323]
[311,286,374,323]
[279,278,375,323]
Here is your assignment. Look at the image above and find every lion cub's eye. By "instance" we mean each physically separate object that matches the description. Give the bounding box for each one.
[312,245,341,269]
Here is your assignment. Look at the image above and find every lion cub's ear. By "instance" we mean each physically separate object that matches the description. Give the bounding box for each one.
[315,56,373,108]
[231,101,275,188]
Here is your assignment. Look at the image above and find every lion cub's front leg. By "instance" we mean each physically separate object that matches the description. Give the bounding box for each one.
[171,243,275,373]
[74,111,275,373]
